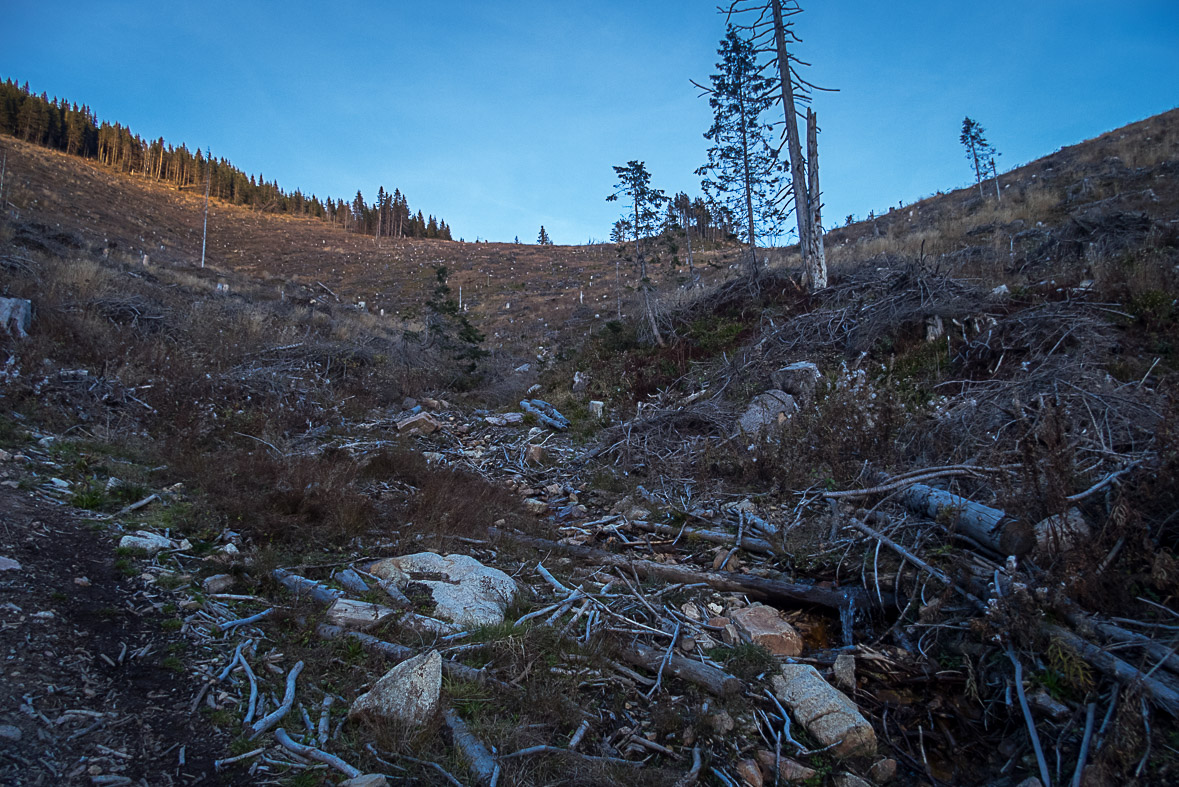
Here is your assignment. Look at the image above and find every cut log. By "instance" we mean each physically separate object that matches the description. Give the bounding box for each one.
[620,642,742,697]
[489,528,869,615]
[898,483,1033,556]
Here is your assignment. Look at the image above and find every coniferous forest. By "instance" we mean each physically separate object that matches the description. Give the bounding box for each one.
[0,79,452,240]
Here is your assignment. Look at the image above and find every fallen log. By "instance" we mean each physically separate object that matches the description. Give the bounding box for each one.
[444,709,499,786]
[1043,625,1179,717]
[628,520,776,554]
[489,528,866,615]
[620,641,743,697]
[314,624,507,690]
[898,483,1033,556]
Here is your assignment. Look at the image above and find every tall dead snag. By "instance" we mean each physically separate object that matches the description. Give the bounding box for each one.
[769,0,825,289]
[729,0,828,290]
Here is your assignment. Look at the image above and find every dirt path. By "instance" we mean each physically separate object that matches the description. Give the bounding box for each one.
[0,486,230,786]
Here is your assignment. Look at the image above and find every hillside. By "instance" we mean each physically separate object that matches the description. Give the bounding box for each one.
[1,108,1178,787]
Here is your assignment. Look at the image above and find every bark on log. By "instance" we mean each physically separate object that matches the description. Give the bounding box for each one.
[489,528,865,615]
[898,483,1033,556]
[620,642,743,697]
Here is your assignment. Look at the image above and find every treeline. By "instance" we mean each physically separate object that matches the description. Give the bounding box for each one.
[0,78,452,240]
[611,191,737,246]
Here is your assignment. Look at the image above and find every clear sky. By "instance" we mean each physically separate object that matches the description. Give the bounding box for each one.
[4,1,1177,245]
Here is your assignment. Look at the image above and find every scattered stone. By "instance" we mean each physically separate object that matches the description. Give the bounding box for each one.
[33,611,55,620]
[0,724,21,742]
[707,709,735,735]
[525,444,547,464]
[0,297,32,338]
[524,497,548,515]
[834,773,874,787]
[991,284,1010,298]
[771,664,877,757]
[396,412,441,434]
[202,574,236,594]
[868,757,897,783]
[572,371,588,392]
[484,412,524,426]
[771,362,822,405]
[1029,689,1070,719]
[73,576,90,586]
[739,390,797,435]
[368,553,518,626]
[729,603,803,656]
[349,650,441,726]
[0,556,21,572]
[1033,508,1091,555]
[341,775,388,787]
[0,449,10,461]
[513,363,531,373]
[118,531,174,556]
[422,451,445,463]
[833,653,857,690]
[588,400,605,419]
[735,759,764,787]
[1014,779,1044,787]
[756,750,817,783]
[327,599,397,631]
[217,543,240,558]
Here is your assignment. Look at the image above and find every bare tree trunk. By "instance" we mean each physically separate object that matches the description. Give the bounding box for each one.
[634,199,665,346]
[770,0,825,291]
[806,108,827,288]
[991,158,1001,202]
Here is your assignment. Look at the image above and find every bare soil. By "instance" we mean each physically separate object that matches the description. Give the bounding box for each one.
[0,484,230,786]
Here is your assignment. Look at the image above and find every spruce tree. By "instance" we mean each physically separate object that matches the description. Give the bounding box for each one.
[696,26,784,277]
[537,226,552,245]
[607,160,668,345]
[960,117,996,199]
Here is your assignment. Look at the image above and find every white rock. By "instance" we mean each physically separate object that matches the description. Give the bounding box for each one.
[524,498,548,514]
[368,553,517,627]
[588,400,605,420]
[0,556,21,572]
[771,664,877,757]
[119,531,173,555]
[991,284,1010,298]
[341,776,388,787]
[833,774,874,787]
[572,371,588,392]
[327,599,398,631]
[484,413,524,426]
[739,390,797,435]
[0,297,32,338]
[201,574,235,594]
[349,650,441,725]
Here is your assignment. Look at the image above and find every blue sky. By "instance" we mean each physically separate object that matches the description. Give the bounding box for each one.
[4,1,1177,244]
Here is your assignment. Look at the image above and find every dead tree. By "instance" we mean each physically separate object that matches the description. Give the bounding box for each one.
[728,0,829,290]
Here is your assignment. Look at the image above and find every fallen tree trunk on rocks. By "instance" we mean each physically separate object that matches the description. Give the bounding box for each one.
[898,483,1033,556]
[489,528,867,615]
